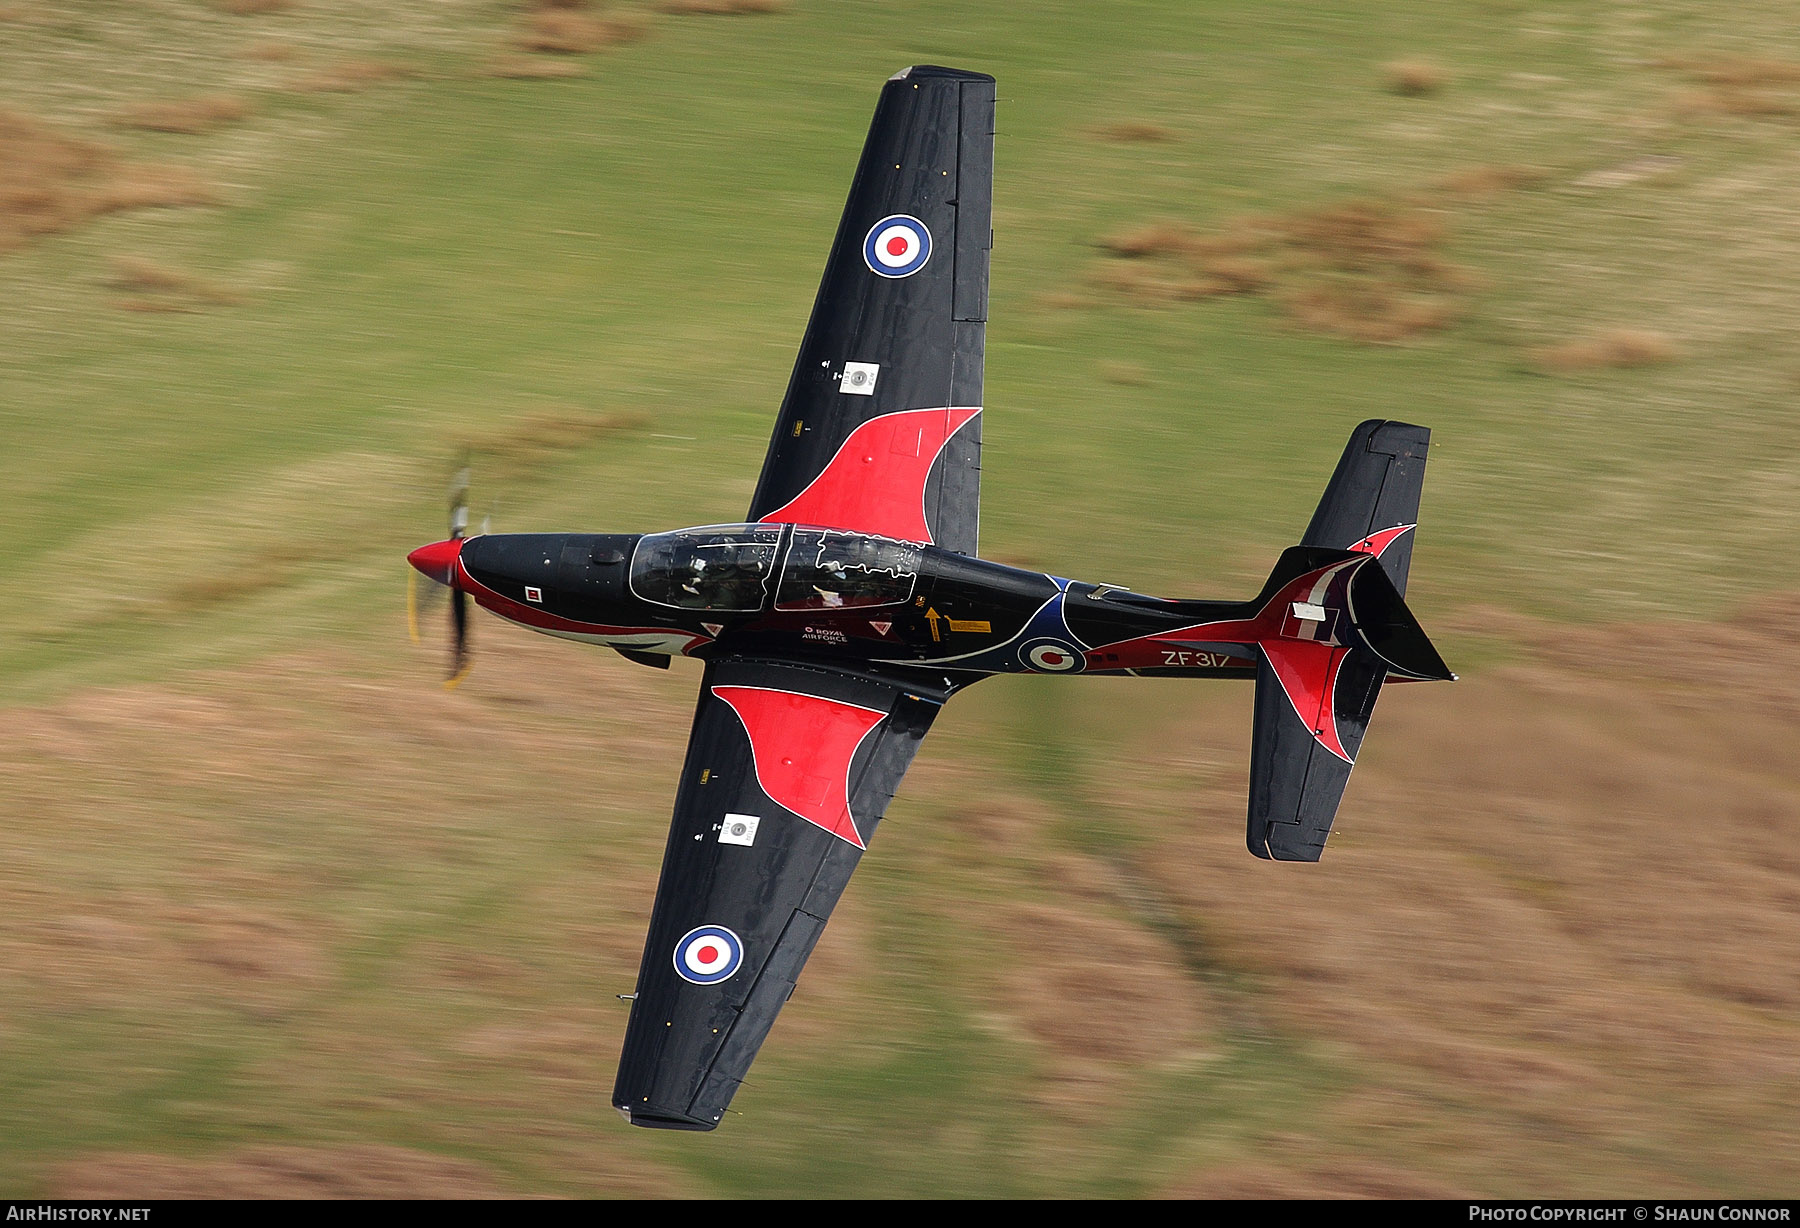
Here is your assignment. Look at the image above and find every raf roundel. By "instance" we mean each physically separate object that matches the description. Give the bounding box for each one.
[863,215,932,278]
[1022,639,1084,673]
[674,924,744,985]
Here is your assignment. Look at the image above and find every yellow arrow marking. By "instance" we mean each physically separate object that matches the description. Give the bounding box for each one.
[925,609,990,639]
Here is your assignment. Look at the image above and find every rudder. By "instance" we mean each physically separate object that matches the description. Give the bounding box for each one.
[1303,419,1430,595]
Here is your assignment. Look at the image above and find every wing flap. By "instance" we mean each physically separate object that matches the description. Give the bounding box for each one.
[689,907,826,1122]
[952,76,995,323]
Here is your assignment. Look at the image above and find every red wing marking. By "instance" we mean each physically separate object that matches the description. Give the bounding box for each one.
[712,685,888,849]
[1262,639,1355,763]
[761,407,980,544]
[1350,523,1414,558]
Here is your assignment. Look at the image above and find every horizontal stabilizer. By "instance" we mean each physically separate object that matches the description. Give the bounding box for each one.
[1247,644,1385,862]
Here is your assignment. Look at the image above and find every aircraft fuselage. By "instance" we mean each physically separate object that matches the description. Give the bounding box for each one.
[421,523,1266,684]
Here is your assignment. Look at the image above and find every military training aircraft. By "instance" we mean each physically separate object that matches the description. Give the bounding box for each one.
[406,66,1454,1131]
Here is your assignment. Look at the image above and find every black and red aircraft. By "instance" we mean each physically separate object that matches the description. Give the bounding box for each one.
[407,66,1453,1131]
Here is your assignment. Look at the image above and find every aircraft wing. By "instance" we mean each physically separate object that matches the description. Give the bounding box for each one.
[746,66,995,555]
[612,656,947,1129]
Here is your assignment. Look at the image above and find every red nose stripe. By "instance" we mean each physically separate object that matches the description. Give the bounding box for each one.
[407,538,462,586]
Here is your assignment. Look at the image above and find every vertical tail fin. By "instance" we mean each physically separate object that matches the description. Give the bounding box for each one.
[1246,421,1446,862]
[1302,419,1430,595]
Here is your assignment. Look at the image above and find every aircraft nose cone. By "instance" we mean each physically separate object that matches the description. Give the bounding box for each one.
[408,538,462,586]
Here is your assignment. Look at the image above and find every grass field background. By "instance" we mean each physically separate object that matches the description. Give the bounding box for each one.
[3,0,1798,1197]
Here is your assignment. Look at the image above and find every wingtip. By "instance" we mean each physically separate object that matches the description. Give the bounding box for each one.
[614,1104,722,1132]
[889,64,996,84]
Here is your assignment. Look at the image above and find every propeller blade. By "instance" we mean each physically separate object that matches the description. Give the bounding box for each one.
[450,457,470,541]
[446,584,472,689]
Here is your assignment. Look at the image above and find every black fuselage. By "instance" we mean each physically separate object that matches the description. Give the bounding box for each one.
[454,524,1259,685]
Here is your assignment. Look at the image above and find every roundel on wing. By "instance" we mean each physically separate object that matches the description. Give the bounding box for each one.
[1022,639,1084,673]
[674,924,744,985]
[863,215,932,278]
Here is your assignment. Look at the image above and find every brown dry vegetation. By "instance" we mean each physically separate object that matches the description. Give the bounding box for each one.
[106,255,243,313]
[486,53,588,79]
[3,594,1797,1193]
[1433,163,1546,197]
[1532,328,1680,373]
[1569,156,1680,191]
[1173,1157,1462,1199]
[657,0,788,14]
[163,544,326,610]
[996,876,1216,1119]
[464,408,650,475]
[1095,196,1477,342]
[1665,55,1800,118]
[516,9,646,55]
[1103,596,1800,1193]
[0,631,701,1194]
[498,1,649,68]
[54,1145,507,1199]
[243,40,299,62]
[1084,120,1176,143]
[212,0,297,13]
[96,163,219,212]
[291,59,413,94]
[0,111,218,253]
[113,94,252,136]
[1383,59,1450,97]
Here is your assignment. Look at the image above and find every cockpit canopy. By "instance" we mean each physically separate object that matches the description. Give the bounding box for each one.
[627,523,925,615]
[629,524,782,611]
[775,528,921,611]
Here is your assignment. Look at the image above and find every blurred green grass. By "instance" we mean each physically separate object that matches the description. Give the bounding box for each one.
[6,0,1800,698]
[4,0,1799,1198]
